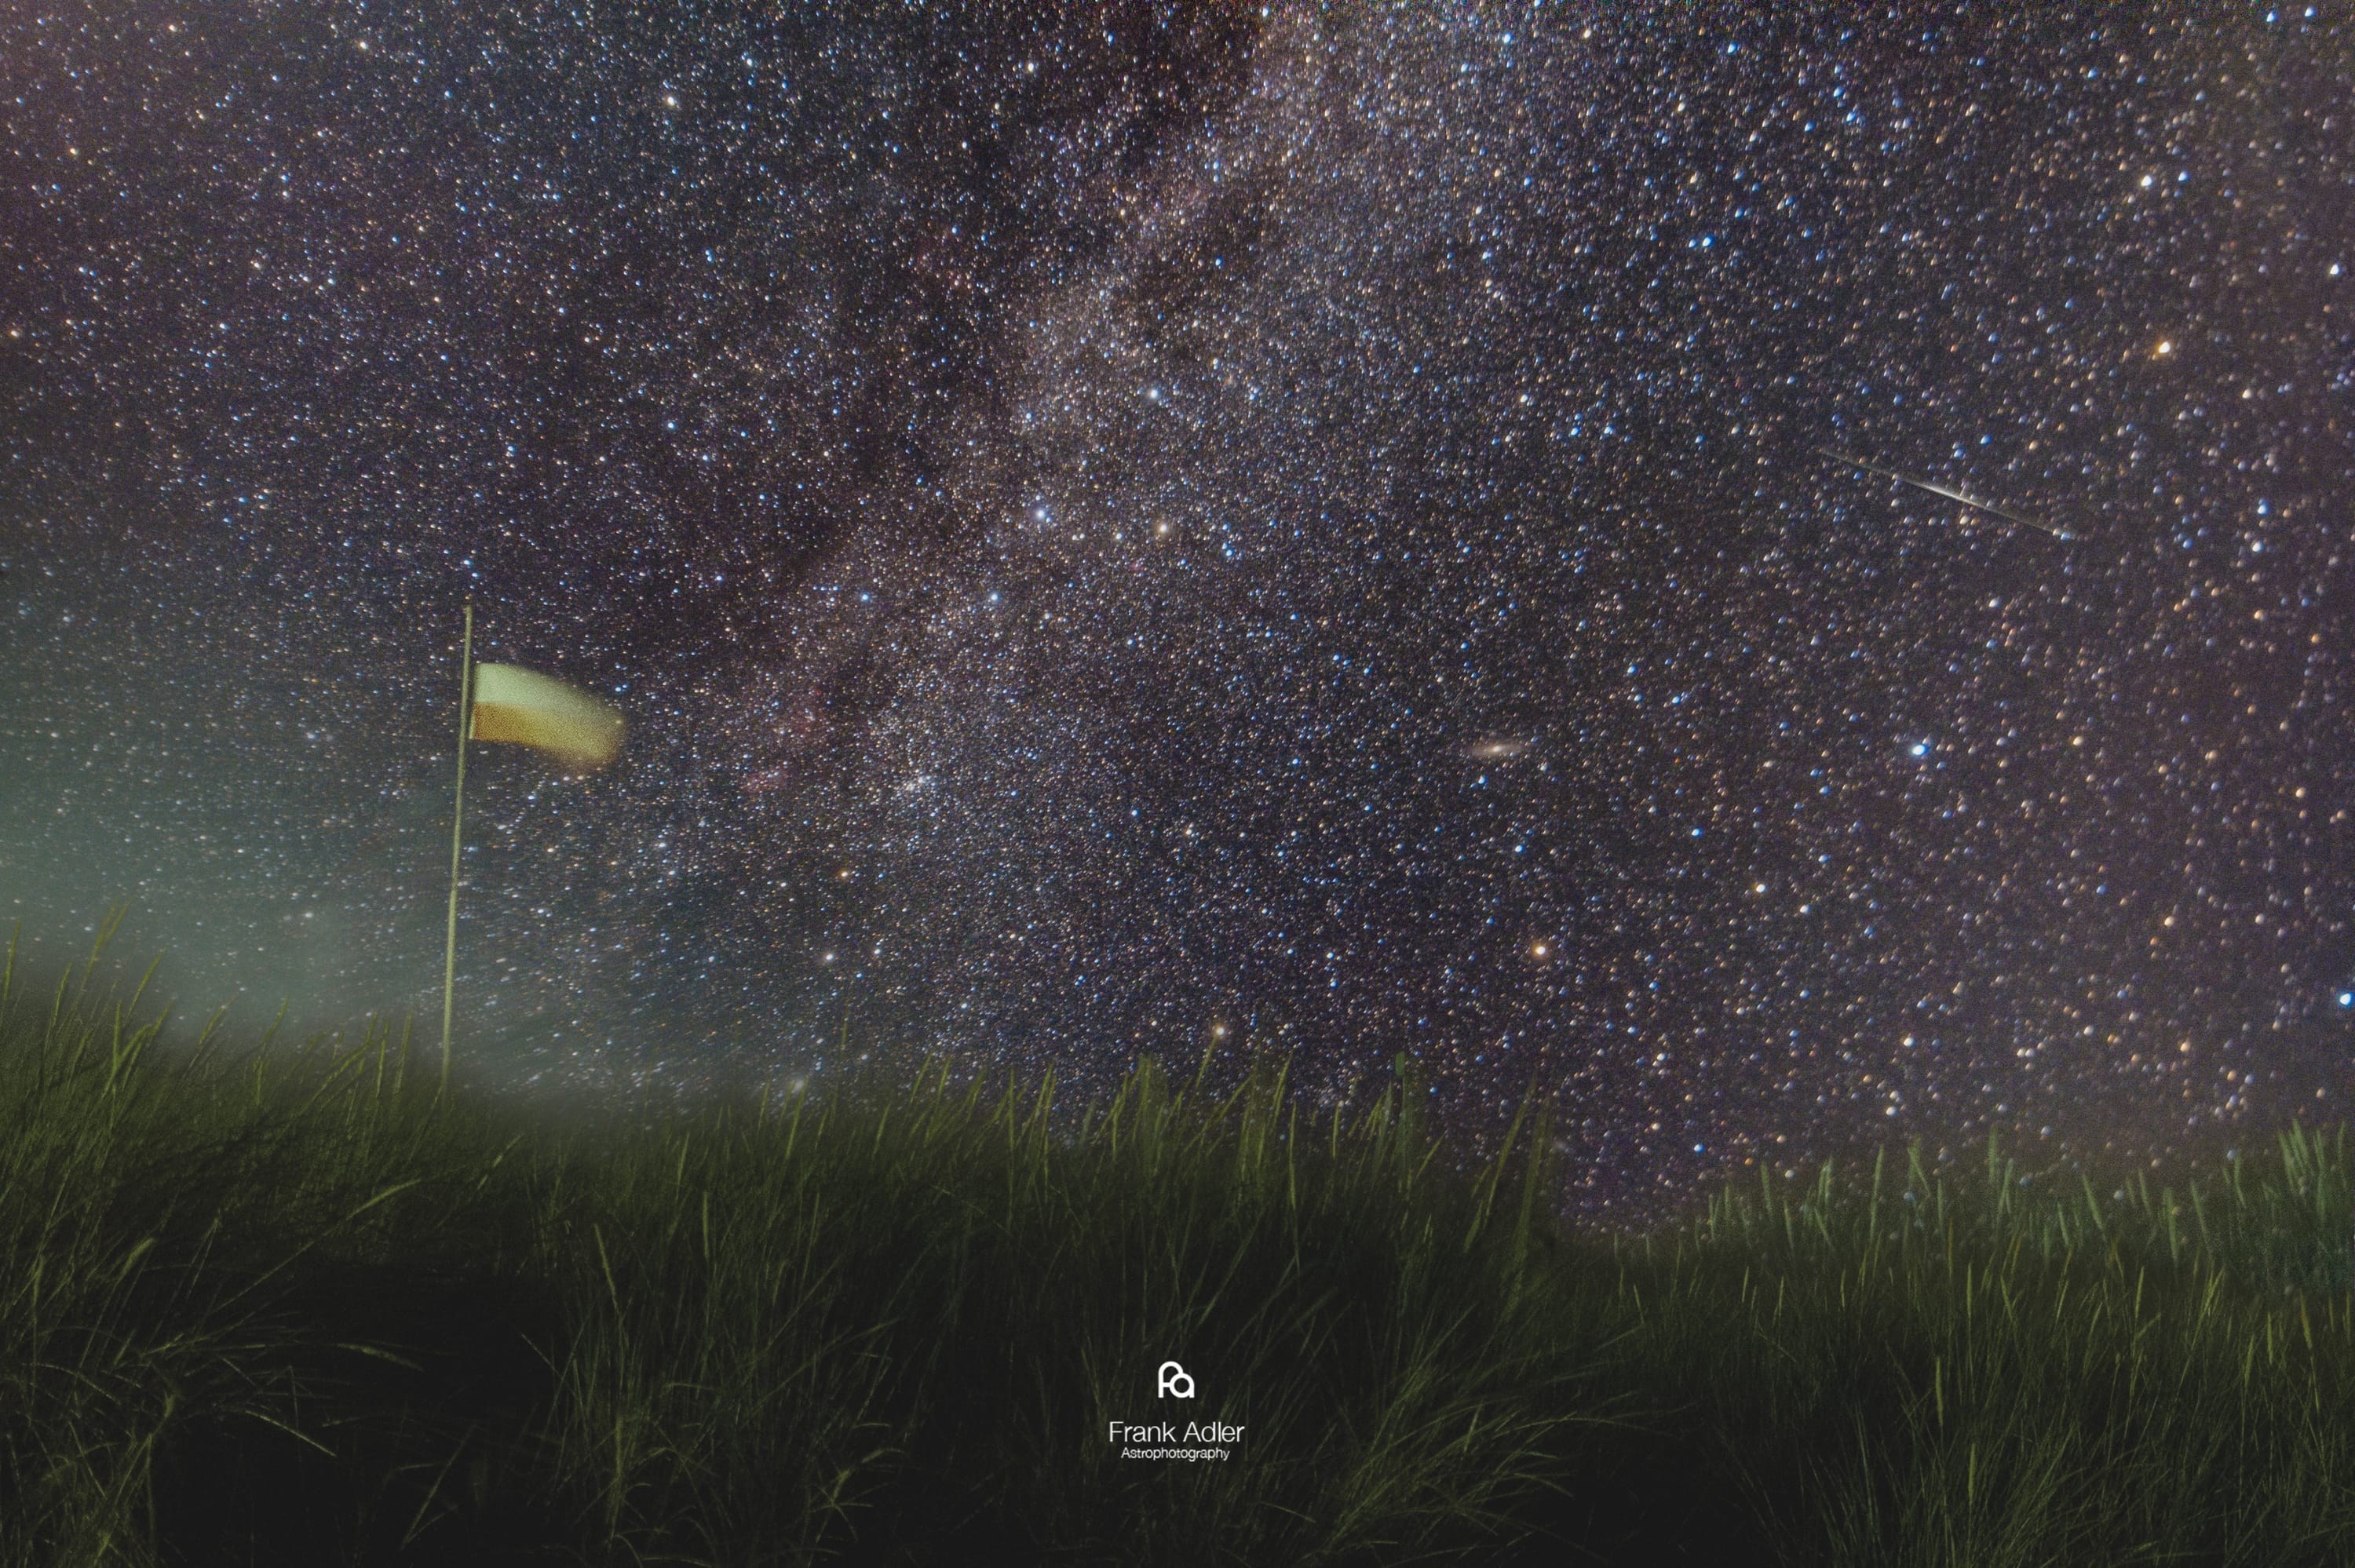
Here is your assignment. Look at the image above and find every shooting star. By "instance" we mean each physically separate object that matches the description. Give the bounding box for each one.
[1817,448,2072,541]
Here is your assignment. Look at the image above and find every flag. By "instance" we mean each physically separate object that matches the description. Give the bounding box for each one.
[470,662,626,771]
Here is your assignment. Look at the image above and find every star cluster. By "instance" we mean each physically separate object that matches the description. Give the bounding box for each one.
[5,3,2351,1219]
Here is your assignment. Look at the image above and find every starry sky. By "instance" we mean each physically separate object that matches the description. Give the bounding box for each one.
[5,2,2351,1218]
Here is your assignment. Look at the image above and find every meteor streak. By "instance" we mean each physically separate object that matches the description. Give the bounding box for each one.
[1817,448,2072,540]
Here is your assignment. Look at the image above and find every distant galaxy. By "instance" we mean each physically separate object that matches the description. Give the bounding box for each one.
[4,5,2351,1218]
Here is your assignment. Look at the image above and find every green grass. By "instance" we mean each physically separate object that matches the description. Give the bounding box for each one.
[5,917,2355,1565]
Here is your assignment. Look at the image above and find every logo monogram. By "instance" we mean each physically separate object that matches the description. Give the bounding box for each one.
[1156,1359,1195,1399]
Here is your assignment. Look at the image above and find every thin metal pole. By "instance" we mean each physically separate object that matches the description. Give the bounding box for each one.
[440,600,473,1092]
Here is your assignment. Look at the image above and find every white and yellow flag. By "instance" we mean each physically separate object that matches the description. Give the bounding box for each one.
[469,662,625,771]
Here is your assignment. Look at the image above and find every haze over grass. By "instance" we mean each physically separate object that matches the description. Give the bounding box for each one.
[5,917,2355,1565]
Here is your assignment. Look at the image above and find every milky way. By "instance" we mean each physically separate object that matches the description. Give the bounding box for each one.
[5,4,2351,1217]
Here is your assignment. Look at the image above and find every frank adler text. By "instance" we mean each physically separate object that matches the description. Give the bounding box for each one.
[1110,1421,1247,1445]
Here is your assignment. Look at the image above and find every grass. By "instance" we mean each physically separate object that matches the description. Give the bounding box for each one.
[4,917,2355,1565]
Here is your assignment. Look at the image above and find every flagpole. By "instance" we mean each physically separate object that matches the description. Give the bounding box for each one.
[440,600,473,1093]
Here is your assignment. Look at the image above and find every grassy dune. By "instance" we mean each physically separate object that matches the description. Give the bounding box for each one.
[5,922,2355,1565]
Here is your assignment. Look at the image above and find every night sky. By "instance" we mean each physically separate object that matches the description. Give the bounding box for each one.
[5,3,2352,1219]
